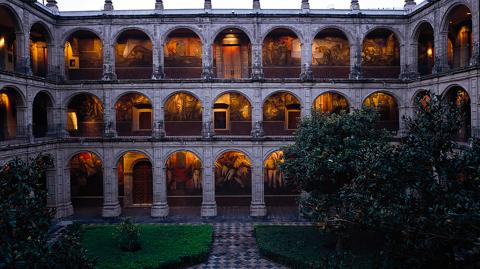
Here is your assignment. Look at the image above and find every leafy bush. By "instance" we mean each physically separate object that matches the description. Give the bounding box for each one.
[282,94,480,268]
[48,224,97,269]
[113,218,141,252]
[0,155,54,268]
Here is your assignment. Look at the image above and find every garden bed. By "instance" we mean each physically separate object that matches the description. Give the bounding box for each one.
[255,225,380,269]
[82,224,213,269]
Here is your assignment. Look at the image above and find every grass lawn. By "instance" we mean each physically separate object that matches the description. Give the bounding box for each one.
[255,225,380,269]
[82,224,213,269]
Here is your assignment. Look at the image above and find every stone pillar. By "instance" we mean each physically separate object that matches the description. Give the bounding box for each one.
[123,172,133,207]
[151,147,169,217]
[46,0,59,14]
[404,0,416,11]
[251,146,266,216]
[15,32,27,74]
[204,0,212,10]
[155,0,164,10]
[102,25,116,80]
[253,0,260,10]
[46,106,56,136]
[102,148,121,217]
[202,42,214,80]
[398,105,407,136]
[201,146,217,217]
[103,90,116,137]
[152,26,164,79]
[300,39,313,81]
[349,36,363,79]
[104,0,114,11]
[251,43,264,80]
[60,150,74,217]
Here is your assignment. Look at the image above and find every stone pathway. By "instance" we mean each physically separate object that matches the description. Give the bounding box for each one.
[189,223,307,269]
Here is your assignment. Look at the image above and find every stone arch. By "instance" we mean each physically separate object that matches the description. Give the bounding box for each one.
[213,91,253,135]
[262,27,302,78]
[212,27,252,79]
[361,27,402,78]
[312,26,355,46]
[440,1,473,32]
[0,86,26,141]
[261,25,304,44]
[114,149,153,166]
[311,27,352,78]
[66,92,104,137]
[29,20,54,43]
[414,21,435,76]
[116,150,153,206]
[411,88,433,106]
[0,4,24,73]
[263,91,302,135]
[115,28,153,79]
[411,19,435,41]
[362,91,400,132]
[115,92,153,136]
[211,25,254,45]
[442,85,471,141]
[63,29,104,80]
[163,27,203,79]
[164,149,204,166]
[114,91,153,106]
[162,26,205,45]
[0,3,24,33]
[312,91,351,113]
[362,26,404,46]
[164,92,203,136]
[441,3,473,69]
[30,21,53,77]
[112,27,154,45]
[32,91,54,138]
[61,27,104,48]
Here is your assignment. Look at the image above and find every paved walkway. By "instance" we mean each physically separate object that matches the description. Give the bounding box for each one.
[189,223,303,269]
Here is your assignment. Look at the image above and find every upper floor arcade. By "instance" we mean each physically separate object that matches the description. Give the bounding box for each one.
[0,0,478,82]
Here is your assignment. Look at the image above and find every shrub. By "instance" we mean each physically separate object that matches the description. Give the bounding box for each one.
[48,224,97,269]
[113,218,142,252]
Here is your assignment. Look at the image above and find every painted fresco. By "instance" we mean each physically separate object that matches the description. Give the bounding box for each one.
[65,36,102,69]
[363,92,398,123]
[166,152,202,195]
[68,94,104,122]
[362,33,400,66]
[0,91,17,140]
[264,151,297,195]
[70,152,103,198]
[164,93,202,121]
[215,151,251,195]
[263,93,300,121]
[263,35,301,66]
[116,36,152,68]
[215,93,251,121]
[115,93,151,122]
[312,36,349,66]
[313,92,349,114]
[164,37,202,67]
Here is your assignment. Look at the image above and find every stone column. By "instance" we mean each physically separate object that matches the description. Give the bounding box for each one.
[123,172,133,207]
[102,25,116,80]
[60,150,74,217]
[398,105,407,136]
[349,36,362,79]
[251,43,264,81]
[300,38,313,81]
[201,146,217,217]
[250,146,266,216]
[152,26,164,79]
[202,42,214,80]
[103,90,116,137]
[102,148,121,217]
[151,147,169,217]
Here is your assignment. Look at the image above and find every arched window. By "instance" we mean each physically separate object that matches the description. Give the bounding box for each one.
[263,92,301,135]
[64,30,103,80]
[67,93,104,137]
[115,29,153,79]
[70,152,103,212]
[362,29,400,78]
[263,28,301,78]
[30,23,50,77]
[416,23,435,76]
[213,92,252,135]
[215,151,251,205]
[444,86,471,141]
[164,29,202,78]
[117,152,152,206]
[164,92,202,136]
[312,29,350,78]
[363,92,399,132]
[0,6,21,73]
[313,92,349,114]
[0,87,25,141]
[446,5,472,69]
[115,93,152,136]
[32,92,54,138]
[166,151,202,206]
[213,28,251,79]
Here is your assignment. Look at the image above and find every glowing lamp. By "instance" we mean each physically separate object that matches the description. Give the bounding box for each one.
[222,34,240,45]
[0,37,5,48]
[427,48,433,57]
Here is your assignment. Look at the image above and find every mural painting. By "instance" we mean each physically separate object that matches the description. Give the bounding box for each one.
[115,93,152,135]
[263,93,300,121]
[362,32,399,66]
[115,30,152,79]
[64,32,103,80]
[215,151,251,195]
[263,35,301,67]
[0,90,17,140]
[166,152,202,195]
[164,93,202,121]
[67,94,104,136]
[363,92,399,131]
[313,92,349,114]
[214,93,251,133]
[264,151,298,195]
[164,37,202,67]
[312,36,349,66]
[70,152,103,203]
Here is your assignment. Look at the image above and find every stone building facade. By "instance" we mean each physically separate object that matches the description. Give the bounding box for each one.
[0,0,479,218]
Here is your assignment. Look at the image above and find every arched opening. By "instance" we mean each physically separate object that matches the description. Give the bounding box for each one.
[264,151,299,206]
[313,92,350,114]
[164,28,202,78]
[446,5,472,69]
[363,92,399,132]
[66,93,104,137]
[64,30,103,80]
[0,6,20,73]
[414,90,431,111]
[263,92,301,135]
[215,151,251,206]
[0,87,24,141]
[69,152,103,213]
[213,28,251,79]
[115,29,153,79]
[263,28,301,78]
[117,152,152,207]
[164,92,202,136]
[416,22,435,76]
[362,29,400,78]
[444,86,471,141]
[115,92,152,136]
[32,91,53,138]
[213,92,252,135]
[312,28,350,78]
[166,151,202,206]
[30,23,50,77]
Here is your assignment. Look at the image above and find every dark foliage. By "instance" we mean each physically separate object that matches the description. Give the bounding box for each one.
[113,218,142,252]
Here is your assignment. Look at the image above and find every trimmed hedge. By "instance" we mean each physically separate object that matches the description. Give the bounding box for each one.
[255,225,378,269]
[82,224,213,269]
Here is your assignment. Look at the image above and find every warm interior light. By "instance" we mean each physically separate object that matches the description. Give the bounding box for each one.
[427,48,433,57]
[222,34,240,45]
[0,37,5,48]
[67,112,78,130]
[0,93,10,108]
